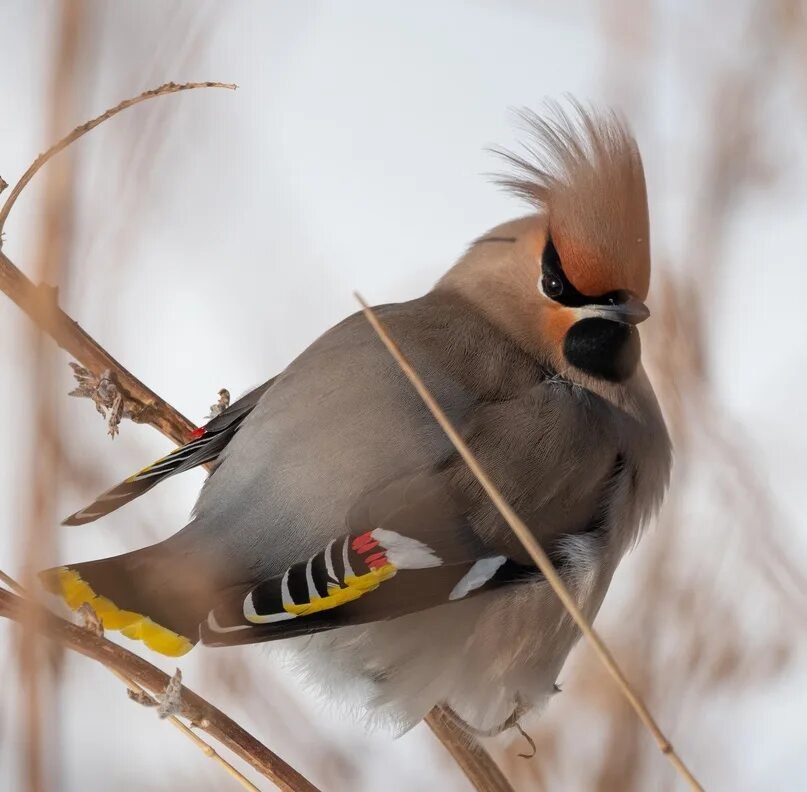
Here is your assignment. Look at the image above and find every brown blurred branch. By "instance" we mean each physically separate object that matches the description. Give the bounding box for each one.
[20,6,84,787]
[0,587,320,792]
[356,295,706,792]
[0,80,236,242]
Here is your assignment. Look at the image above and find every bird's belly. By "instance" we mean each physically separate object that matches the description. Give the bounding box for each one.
[272,529,616,734]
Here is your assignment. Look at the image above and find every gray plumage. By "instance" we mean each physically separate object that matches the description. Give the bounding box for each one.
[47,102,672,735]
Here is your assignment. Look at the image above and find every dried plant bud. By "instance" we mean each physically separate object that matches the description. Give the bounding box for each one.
[206,388,230,419]
[127,688,158,708]
[158,667,183,719]
[76,602,104,638]
[68,361,142,437]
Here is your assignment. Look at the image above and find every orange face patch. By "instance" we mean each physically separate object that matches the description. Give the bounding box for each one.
[550,238,618,296]
[545,230,650,300]
[541,303,578,351]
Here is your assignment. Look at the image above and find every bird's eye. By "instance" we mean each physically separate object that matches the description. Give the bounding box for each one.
[541,274,563,299]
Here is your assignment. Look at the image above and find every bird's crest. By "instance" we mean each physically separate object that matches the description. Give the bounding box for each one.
[493,99,651,299]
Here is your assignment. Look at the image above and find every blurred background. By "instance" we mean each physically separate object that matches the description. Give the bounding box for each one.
[1,1,806,790]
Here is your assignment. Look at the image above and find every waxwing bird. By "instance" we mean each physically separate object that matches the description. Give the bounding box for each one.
[44,102,671,734]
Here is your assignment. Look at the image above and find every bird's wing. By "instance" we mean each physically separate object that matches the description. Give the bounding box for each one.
[62,378,276,526]
[199,469,542,647]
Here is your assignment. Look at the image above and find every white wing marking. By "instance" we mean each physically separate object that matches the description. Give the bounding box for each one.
[371,528,442,569]
[449,556,507,600]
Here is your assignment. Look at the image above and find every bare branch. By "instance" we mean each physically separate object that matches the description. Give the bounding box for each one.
[4,569,283,791]
[426,707,516,792]
[355,293,705,792]
[0,249,196,445]
[0,587,320,792]
[0,81,237,242]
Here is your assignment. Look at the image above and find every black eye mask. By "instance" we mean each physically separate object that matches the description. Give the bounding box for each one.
[541,235,632,309]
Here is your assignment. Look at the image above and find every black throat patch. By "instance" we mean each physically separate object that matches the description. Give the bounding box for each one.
[563,318,640,382]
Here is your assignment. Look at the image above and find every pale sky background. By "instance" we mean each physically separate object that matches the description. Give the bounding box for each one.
[1,2,806,790]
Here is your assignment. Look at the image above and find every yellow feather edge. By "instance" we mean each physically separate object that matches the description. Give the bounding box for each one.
[243,563,398,623]
[50,567,193,657]
[281,563,397,617]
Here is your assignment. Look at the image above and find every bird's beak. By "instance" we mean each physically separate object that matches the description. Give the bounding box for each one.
[583,293,650,326]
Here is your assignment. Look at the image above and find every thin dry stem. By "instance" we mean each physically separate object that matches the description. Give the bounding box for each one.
[2,573,263,792]
[111,667,261,792]
[355,293,705,792]
[0,80,236,242]
[0,584,319,792]
[0,569,25,596]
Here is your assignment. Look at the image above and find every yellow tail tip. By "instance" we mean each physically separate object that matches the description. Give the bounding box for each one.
[42,567,194,657]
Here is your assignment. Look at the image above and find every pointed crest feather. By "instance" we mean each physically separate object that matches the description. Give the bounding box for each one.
[492,98,642,211]
[492,98,651,299]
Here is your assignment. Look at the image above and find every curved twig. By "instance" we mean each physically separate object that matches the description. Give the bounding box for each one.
[0,81,236,242]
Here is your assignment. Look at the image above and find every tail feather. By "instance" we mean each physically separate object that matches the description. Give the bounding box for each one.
[40,541,218,657]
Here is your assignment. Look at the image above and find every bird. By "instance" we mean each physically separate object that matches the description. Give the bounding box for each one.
[44,102,671,736]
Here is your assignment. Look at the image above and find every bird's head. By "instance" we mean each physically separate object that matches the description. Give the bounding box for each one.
[439,102,651,384]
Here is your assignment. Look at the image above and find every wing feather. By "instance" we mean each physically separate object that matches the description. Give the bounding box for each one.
[200,468,537,647]
[63,378,275,525]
